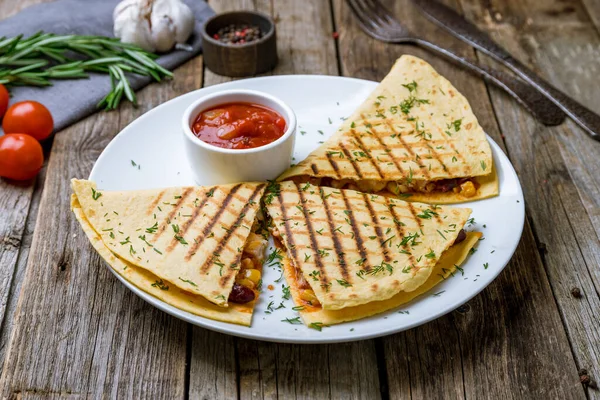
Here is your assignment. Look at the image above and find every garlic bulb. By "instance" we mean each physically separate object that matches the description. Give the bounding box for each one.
[113,0,195,53]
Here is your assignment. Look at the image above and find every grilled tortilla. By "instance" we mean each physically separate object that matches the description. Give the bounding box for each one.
[71,179,266,307]
[264,181,472,310]
[281,232,481,326]
[72,197,256,326]
[278,55,499,204]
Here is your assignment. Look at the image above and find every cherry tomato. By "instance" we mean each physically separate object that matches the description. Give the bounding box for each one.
[3,101,54,141]
[0,84,8,119]
[0,134,44,181]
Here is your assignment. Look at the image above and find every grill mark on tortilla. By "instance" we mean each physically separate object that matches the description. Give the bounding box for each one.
[199,184,265,276]
[447,142,469,175]
[383,120,431,180]
[184,184,242,261]
[384,197,417,265]
[164,189,251,253]
[150,187,194,243]
[423,143,450,179]
[275,187,331,293]
[361,126,405,176]
[219,252,245,288]
[325,152,341,178]
[172,229,246,256]
[319,189,350,280]
[321,138,463,153]
[274,238,312,304]
[146,190,166,215]
[275,192,298,264]
[311,164,319,174]
[350,127,384,178]
[164,191,211,253]
[340,190,369,272]
[361,193,392,263]
[267,214,346,225]
[407,202,423,229]
[338,142,363,179]
[293,184,329,286]
[433,208,443,225]
[317,143,468,167]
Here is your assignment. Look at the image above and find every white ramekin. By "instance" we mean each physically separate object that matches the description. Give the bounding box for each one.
[182,89,296,186]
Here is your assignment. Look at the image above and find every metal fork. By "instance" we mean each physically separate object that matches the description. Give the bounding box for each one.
[346,0,565,126]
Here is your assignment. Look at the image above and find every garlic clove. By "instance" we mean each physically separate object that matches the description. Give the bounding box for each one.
[171,1,195,44]
[150,0,195,52]
[114,0,156,52]
[114,0,195,53]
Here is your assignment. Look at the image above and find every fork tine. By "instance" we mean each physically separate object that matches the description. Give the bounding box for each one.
[352,0,388,28]
[362,0,402,29]
[346,0,386,38]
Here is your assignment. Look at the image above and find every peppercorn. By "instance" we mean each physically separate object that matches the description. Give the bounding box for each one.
[213,24,263,45]
[571,287,582,298]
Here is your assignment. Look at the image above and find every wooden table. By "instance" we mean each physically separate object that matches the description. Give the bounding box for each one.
[0,0,598,398]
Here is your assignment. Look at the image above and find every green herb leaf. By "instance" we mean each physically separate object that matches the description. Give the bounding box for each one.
[91,188,102,200]
[179,277,197,287]
[309,322,326,331]
[151,279,169,290]
[336,279,352,288]
[281,317,302,324]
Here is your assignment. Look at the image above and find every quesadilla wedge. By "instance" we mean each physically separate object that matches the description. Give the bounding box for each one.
[281,231,481,326]
[71,179,267,308]
[264,181,473,311]
[278,55,499,204]
[72,197,257,326]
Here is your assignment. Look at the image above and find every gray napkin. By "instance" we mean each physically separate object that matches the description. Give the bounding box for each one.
[0,0,214,132]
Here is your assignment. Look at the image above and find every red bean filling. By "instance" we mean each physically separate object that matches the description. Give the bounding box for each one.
[453,229,467,245]
[228,283,256,304]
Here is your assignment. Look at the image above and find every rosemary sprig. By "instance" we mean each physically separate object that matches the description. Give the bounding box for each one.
[0,32,173,110]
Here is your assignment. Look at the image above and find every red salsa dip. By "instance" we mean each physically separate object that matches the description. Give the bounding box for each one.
[192,103,286,149]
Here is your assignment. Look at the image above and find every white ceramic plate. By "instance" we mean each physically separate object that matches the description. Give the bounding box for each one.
[89,75,525,343]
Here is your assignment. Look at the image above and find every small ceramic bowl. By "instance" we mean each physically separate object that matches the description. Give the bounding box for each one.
[182,89,296,186]
[202,11,278,77]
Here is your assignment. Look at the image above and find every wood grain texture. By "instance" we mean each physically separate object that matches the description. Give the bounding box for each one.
[582,0,600,33]
[0,180,35,364]
[189,327,237,399]
[333,0,586,398]
[0,161,45,368]
[0,56,203,398]
[459,1,600,397]
[0,0,54,376]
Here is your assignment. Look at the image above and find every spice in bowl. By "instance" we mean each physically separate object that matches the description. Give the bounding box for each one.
[212,24,263,45]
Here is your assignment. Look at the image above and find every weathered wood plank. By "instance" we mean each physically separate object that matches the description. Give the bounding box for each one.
[333,0,585,398]
[0,161,44,368]
[189,1,381,399]
[459,1,600,397]
[0,0,54,374]
[189,327,237,400]
[0,56,204,398]
[0,181,35,360]
[582,0,600,32]
[237,340,277,399]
